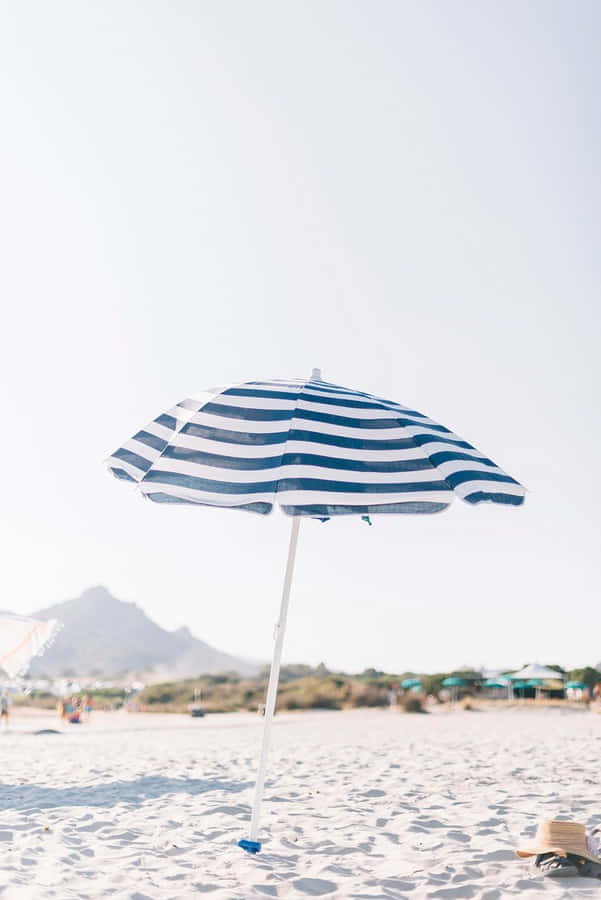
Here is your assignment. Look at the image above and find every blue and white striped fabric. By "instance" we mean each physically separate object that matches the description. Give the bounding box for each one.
[106,376,525,517]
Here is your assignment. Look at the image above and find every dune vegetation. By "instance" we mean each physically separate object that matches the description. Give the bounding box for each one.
[137,666,393,713]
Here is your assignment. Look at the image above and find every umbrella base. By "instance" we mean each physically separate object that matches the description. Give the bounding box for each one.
[238,839,261,854]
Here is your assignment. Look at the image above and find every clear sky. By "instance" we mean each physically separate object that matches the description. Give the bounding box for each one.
[1,1,599,674]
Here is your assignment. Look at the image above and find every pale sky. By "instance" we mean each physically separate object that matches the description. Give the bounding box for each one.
[1,1,600,674]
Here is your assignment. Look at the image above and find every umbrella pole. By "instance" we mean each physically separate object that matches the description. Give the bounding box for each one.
[239,516,301,854]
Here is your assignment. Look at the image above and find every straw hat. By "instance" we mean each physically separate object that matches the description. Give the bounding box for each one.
[516,820,601,863]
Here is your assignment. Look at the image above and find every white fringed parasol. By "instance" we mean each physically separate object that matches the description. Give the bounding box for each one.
[0,614,61,679]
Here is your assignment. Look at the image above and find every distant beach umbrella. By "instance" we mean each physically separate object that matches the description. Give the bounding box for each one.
[0,614,61,679]
[441,676,471,702]
[106,369,525,853]
[483,678,510,688]
[401,678,423,690]
[483,677,513,699]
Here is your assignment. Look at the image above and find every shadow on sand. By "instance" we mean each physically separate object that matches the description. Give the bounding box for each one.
[1,775,252,811]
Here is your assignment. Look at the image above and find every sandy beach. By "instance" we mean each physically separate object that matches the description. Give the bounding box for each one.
[1,707,600,898]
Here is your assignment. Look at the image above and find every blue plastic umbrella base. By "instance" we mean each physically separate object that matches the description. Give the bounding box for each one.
[238,839,261,854]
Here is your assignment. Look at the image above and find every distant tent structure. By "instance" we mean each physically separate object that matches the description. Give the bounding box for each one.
[508,663,564,681]
[401,678,423,692]
[542,679,564,691]
[507,664,565,700]
[0,614,61,679]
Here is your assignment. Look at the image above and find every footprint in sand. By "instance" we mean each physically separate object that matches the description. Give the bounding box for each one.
[447,830,471,843]
[379,878,415,891]
[428,887,476,899]
[477,849,515,862]
[293,877,338,895]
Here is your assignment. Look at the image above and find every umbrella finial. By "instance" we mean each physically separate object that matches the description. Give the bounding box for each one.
[310,368,322,382]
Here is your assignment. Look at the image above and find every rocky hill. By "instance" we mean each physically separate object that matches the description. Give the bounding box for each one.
[25,586,258,679]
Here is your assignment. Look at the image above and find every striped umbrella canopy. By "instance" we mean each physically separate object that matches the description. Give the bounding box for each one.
[107,371,524,513]
[106,369,525,853]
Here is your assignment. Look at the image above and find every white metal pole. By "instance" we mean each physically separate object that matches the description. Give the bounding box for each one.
[239,516,301,854]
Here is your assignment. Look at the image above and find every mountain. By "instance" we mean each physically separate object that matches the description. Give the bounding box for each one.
[26,586,259,679]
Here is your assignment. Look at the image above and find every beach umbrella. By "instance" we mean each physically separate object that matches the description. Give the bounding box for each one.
[0,614,61,679]
[106,369,525,853]
[441,676,470,702]
[566,681,586,701]
[483,678,512,699]
[401,678,423,690]
[483,676,512,699]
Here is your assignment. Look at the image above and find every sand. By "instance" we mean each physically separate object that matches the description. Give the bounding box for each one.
[1,706,600,898]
